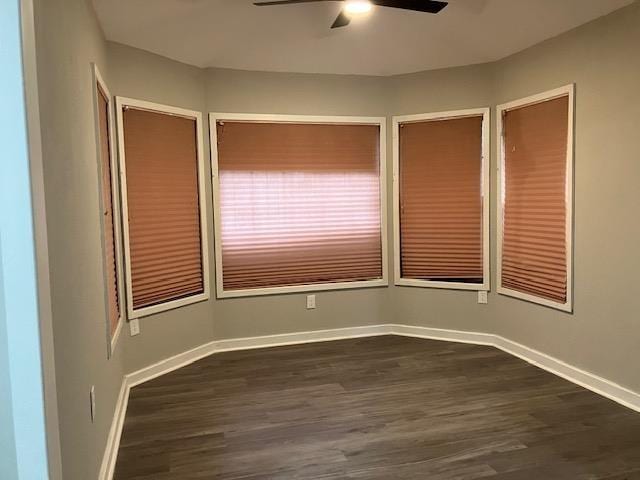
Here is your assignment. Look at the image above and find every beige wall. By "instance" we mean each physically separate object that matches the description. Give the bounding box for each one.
[105,47,393,370]
[107,0,640,397]
[390,3,640,393]
[33,0,125,478]
[205,67,393,340]
[386,63,499,336]
[491,2,640,391]
[389,3,640,393]
[106,43,215,373]
[108,58,496,346]
[34,2,640,478]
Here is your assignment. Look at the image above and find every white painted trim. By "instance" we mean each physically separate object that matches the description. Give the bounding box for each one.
[127,324,391,387]
[493,337,640,413]
[388,324,495,346]
[390,325,640,413]
[497,85,574,112]
[394,278,486,291]
[98,379,130,480]
[92,65,126,358]
[115,97,211,319]
[101,324,393,479]
[19,0,63,476]
[213,324,390,353]
[209,113,389,299]
[126,340,218,388]
[100,322,640,479]
[215,279,389,299]
[209,113,385,125]
[496,85,574,313]
[392,108,491,292]
[392,109,487,124]
[110,316,123,354]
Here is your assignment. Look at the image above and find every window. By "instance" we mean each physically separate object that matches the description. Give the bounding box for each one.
[497,85,574,312]
[211,114,388,298]
[92,65,125,355]
[393,109,490,291]
[116,98,209,318]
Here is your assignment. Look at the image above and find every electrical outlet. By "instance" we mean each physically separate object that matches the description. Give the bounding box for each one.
[306,294,316,310]
[129,318,140,336]
[478,291,488,304]
[90,386,96,423]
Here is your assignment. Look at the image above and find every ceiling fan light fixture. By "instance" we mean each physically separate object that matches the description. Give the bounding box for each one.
[344,0,373,16]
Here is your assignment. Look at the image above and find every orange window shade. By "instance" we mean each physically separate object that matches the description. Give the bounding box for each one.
[122,108,204,310]
[399,116,484,283]
[501,95,569,303]
[97,85,120,334]
[216,121,383,291]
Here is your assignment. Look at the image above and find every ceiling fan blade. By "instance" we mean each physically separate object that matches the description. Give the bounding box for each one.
[331,10,351,28]
[370,0,448,14]
[254,0,336,5]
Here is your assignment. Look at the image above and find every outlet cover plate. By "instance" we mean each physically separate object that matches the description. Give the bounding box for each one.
[478,291,488,304]
[306,295,316,310]
[130,318,140,336]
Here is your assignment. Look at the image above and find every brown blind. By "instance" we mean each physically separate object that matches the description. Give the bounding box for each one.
[122,107,204,310]
[216,121,383,291]
[501,95,569,303]
[399,116,484,283]
[97,85,120,334]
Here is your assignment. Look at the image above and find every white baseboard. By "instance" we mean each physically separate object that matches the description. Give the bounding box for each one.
[98,379,130,480]
[125,324,391,388]
[100,323,640,479]
[213,324,391,353]
[126,339,219,388]
[388,324,495,346]
[493,336,640,413]
[99,324,392,479]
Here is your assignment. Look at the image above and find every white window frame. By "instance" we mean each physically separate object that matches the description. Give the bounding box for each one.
[209,113,389,299]
[496,84,574,313]
[392,108,491,292]
[116,97,210,318]
[91,64,125,356]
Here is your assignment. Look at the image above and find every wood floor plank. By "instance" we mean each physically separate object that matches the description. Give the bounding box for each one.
[114,336,640,479]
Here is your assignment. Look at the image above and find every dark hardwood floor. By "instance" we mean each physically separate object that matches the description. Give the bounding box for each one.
[114,336,640,479]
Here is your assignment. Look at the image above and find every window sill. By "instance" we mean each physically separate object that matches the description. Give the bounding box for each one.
[217,278,388,299]
[497,286,573,313]
[395,277,489,292]
[127,292,210,319]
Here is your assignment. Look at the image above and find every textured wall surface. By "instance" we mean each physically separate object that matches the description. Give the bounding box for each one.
[491,2,640,391]
[33,2,640,478]
[33,0,125,477]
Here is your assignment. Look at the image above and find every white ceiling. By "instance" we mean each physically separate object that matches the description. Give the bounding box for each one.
[93,0,633,76]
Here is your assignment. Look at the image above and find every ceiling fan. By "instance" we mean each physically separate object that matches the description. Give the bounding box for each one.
[253,0,449,29]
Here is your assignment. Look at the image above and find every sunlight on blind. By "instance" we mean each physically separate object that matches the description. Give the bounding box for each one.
[217,122,383,291]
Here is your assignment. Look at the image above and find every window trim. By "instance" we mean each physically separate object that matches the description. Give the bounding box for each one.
[496,84,575,313]
[392,108,491,292]
[91,64,125,356]
[209,113,389,299]
[116,97,211,318]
